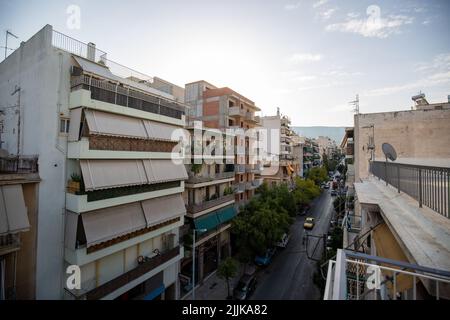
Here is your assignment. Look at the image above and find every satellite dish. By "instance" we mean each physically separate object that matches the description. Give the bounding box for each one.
[382,143,397,161]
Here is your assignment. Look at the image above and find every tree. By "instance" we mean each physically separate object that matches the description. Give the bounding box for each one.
[217,257,239,299]
[333,195,346,216]
[293,178,320,208]
[307,167,328,186]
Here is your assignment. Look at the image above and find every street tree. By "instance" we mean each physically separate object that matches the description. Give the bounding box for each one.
[217,257,239,299]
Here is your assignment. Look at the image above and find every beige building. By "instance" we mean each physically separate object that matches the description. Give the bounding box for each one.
[325,95,450,300]
[184,81,262,208]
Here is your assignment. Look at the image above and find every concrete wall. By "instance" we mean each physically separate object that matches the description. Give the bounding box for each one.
[0,25,71,298]
[354,108,450,181]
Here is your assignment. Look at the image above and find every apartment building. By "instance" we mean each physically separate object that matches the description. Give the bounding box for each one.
[0,156,39,299]
[178,128,236,296]
[0,25,188,300]
[259,112,301,186]
[184,81,262,208]
[325,95,450,300]
[316,136,338,161]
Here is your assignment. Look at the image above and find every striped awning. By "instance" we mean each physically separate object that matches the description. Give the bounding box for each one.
[84,109,180,142]
[141,194,186,228]
[80,159,187,191]
[0,185,30,236]
[81,202,147,247]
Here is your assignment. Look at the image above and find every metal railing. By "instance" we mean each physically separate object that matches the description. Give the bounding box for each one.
[186,194,235,214]
[324,249,450,300]
[0,155,38,174]
[370,161,450,218]
[187,171,234,184]
[71,75,184,119]
[52,30,107,63]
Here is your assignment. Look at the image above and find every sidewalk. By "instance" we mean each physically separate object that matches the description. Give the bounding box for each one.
[182,264,247,300]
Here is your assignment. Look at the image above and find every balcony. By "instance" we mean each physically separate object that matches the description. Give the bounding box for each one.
[71,75,185,121]
[0,156,38,174]
[245,182,256,190]
[369,161,450,218]
[186,194,235,214]
[186,171,235,185]
[324,249,450,300]
[67,246,181,300]
[252,178,263,189]
[0,234,21,256]
[235,164,245,174]
[228,106,246,118]
[234,182,245,193]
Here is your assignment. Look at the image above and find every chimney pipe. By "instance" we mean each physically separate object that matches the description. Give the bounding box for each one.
[87,42,96,61]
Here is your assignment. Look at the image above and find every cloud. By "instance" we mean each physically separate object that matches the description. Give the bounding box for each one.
[284,1,301,10]
[320,8,337,20]
[326,12,414,38]
[364,71,450,97]
[289,53,323,64]
[313,0,328,8]
[414,53,450,73]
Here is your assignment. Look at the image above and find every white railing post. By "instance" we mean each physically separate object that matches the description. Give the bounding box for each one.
[332,249,347,300]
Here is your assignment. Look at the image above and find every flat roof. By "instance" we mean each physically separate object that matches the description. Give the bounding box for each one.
[355,177,450,271]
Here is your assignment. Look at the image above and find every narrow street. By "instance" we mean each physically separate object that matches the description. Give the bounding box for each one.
[251,188,334,300]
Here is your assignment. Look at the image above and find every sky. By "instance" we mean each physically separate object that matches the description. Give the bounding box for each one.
[1,0,449,126]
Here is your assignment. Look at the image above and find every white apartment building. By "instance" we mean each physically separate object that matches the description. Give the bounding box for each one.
[0,25,188,300]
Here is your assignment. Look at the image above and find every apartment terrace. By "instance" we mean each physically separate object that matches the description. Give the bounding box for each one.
[186,194,235,216]
[66,246,181,300]
[51,28,186,121]
[186,171,235,186]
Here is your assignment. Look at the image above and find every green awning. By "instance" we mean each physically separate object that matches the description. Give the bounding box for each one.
[216,206,237,224]
[194,211,220,232]
[193,205,237,232]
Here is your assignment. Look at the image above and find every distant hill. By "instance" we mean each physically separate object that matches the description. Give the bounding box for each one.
[291,126,346,144]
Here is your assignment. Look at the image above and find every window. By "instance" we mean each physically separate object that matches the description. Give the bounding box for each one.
[60,118,70,134]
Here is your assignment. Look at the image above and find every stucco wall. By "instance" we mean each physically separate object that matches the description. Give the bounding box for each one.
[0,25,71,298]
[354,108,450,181]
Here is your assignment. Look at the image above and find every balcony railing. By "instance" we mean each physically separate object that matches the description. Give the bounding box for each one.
[324,249,450,300]
[67,246,180,300]
[186,194,235,214]
[187,171,235,184]
[228,106,246,117]
[370,161,450,218]
[234,182,245,193]
[235,164,245,174]
[0,155,38,174]
[71,75,184,120]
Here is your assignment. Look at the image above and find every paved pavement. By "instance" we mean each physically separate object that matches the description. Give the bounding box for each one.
[250,189,334,300]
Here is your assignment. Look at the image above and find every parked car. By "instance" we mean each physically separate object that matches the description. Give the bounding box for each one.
[303,217,315,230]
[233,273,257,300]
[298,207,309,216]
[331,190,338,196]
[255,247,276,266]
[324,184,330,189]
[276,233,291,249]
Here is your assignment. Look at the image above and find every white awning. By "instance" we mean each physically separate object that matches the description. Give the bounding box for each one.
[0,185,30,236]
[84,109,148,139]
[80,159,147,191]
[65,211,79,250]
[81,202,147,247]
[141,194,186,227]
[73,56,116,81]
[142,159,188,184]
[80,159,187,191]
[84,109,180,142]
[68,107,83,142]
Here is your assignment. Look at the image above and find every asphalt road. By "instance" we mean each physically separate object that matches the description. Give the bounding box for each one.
[250,188,335,300]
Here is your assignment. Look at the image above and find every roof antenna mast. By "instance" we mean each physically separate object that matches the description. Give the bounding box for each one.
[349,94,359,114]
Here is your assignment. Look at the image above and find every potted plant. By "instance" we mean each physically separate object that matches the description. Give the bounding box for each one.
[68,173,81,194]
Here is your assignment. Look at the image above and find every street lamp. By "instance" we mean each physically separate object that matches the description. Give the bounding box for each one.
[192,228,207,300]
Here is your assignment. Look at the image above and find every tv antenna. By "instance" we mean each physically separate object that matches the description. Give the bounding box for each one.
[2,30,19,59]
[349,94,359,114]
[381,143,397,186]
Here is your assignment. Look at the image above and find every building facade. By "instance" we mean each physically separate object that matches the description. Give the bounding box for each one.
[0,25,188,300]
